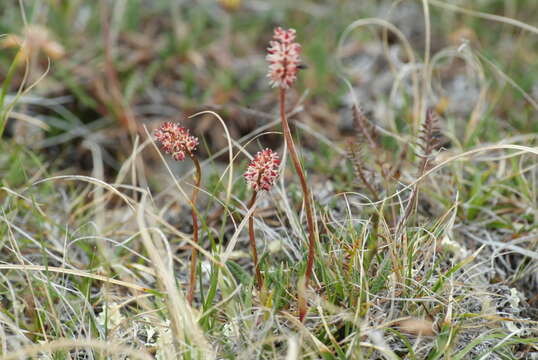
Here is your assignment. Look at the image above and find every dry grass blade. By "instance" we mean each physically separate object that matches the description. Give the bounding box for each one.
[136,194,215,358]
[337,17,421,130]
[285,336,300,360]
[0,339,153,360]
[189,110,234,204]
[31,175,136,210]
[0,265,152,292]
[429,0,538,35]
[395,318,436,336]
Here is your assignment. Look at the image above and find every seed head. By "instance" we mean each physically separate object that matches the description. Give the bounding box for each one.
[0,25,65,60]
[244,149,280,192]
[266,27,301,89]
[154,122,199,161]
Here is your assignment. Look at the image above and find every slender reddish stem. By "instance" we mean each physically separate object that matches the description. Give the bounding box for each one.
[187,156,202,305]
[247,191,263,289]
[279,88,316,321]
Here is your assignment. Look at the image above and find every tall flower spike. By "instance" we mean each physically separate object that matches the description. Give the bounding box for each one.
[266,27,301,89]
[244,149,280,192]
[154,122,199,161]
[267,27,316,321]
[154,121,202,305]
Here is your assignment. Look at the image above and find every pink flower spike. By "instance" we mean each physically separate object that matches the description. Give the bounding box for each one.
[266,27,301,89]
[273,27,296,44]
[154,122,199,161]
[244,149,280,192]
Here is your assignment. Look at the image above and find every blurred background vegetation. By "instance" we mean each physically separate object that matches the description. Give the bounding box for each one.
[0,0,536,179]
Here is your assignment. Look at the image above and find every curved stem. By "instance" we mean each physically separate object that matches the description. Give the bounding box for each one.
[187,155,202,305]
[247,191,263,289]
[0,50,23,138]
[279,88,316,321]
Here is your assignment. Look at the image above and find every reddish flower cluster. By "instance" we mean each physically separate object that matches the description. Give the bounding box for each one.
[266,27,301,89]
[244,149,280,192]
[154,122,199,161]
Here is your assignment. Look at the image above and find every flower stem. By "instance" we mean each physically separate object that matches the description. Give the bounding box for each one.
[279,88,316,321]
[247,191,263,289]
[187,155,202,305]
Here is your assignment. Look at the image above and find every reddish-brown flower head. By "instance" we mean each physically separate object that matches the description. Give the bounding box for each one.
[154,122,199,161]
[266,27,301,89]
[244,149,280,192]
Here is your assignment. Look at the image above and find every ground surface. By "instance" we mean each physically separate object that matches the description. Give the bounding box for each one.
[0,0,537,359]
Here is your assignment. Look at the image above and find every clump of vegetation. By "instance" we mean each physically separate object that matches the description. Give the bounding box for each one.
[0,1,537,359]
